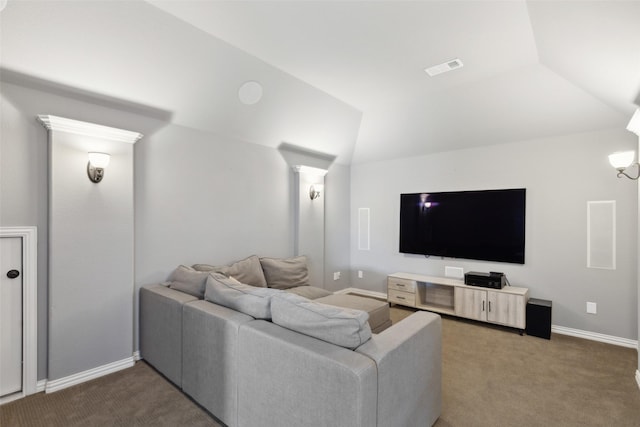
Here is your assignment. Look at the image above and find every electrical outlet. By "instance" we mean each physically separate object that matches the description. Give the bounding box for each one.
[358,270,363,279]
[586,302,597,314]
[333,271,341,281]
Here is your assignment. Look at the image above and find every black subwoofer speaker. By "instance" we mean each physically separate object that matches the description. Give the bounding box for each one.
[526,298,552,340]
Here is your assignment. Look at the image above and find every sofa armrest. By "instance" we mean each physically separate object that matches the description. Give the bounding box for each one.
[237,320,377,427]
[355,311,442,427]
[139,284,198,387]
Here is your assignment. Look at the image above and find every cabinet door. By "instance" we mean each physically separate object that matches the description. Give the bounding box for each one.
[487,291,526,329]
[454,287,487,321]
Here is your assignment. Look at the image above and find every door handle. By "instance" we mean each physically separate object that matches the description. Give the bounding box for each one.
[6,269,20,279]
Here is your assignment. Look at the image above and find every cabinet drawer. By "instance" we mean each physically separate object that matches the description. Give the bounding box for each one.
[388,289,415,307]
[388,277,416,292]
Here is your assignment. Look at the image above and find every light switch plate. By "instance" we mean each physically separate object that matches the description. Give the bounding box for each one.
[586,302,597,314]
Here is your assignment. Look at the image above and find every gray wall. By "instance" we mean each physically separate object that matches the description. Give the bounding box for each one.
[350,129,638,340]
[1,81,164,380]
[1,77,356,378]
[46,122,135,380]
[325,163,351,292]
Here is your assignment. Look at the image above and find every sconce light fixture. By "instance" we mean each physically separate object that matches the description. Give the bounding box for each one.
[609,151,639,180]
[87,152,111,183]
[608,109,640,180]
[309,184,324,200]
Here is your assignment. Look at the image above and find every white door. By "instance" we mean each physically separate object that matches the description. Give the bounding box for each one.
[0,237,23,397]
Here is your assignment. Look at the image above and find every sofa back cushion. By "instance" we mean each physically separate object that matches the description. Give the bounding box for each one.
[270,293,372,349]
[168,265,209,298]
[260,256,310,289]
[205,273,281,319]
[193,255,267,288]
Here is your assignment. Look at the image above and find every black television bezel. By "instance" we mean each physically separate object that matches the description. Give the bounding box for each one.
[399,188,526,264]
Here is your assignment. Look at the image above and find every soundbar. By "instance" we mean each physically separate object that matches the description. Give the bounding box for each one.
[464,271,506,289]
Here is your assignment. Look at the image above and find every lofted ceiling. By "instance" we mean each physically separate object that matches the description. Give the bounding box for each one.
[2,1,640,165]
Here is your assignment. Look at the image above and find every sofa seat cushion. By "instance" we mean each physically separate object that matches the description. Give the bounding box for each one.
[284,285,332,300]
[167,265,210,298]
[193,255,267,288]
[260,255,310,289]
[271,293,372,349]
[205,273,281,319]
[315,294,391,334]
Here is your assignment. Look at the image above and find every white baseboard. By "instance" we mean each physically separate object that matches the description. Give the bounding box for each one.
[551,325,638,349]
[0,391,25,405]
[36,379,47,393]
[45,357,135,393]
[133,351,141,361]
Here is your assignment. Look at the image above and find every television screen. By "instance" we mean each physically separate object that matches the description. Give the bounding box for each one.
[399,188,526,264]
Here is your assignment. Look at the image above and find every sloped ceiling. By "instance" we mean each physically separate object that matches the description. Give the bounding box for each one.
[2,1,640,165]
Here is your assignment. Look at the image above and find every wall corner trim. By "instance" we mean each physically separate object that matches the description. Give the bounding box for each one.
[36,115,143,144]
[45,357,134,394]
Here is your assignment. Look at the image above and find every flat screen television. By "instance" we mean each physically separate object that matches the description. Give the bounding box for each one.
[399,188,526,264]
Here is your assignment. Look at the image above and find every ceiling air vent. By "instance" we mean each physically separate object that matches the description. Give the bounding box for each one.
[425,58,464,77]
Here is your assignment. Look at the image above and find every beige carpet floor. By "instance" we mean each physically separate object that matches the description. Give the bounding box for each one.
[2,305,639,427]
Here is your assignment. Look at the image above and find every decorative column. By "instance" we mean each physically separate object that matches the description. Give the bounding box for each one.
[38,115,142,392]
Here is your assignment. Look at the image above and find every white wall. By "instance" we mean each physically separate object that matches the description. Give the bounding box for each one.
[350,129,638,339]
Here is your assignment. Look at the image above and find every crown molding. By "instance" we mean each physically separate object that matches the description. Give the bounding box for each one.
[37,115,143,144]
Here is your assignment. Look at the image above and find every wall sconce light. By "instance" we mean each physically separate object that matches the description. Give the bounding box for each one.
[309,184,324,200]
[608,109,640,180]
[87,152,111,183]
[609,151,639,180]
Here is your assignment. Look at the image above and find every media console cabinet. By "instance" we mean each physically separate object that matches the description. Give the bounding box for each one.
[388,272,529,333]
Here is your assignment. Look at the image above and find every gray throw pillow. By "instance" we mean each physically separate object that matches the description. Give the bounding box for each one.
[224,255,268,287]
[193,255,267,288]
[270,293,372,349]
[260,255,310,289]
[168,265,209,298]
[205,273,281,319]
[191,263,224,272]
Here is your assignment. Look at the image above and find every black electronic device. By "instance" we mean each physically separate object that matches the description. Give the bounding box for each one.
[526,298,552,339]
[464,271,506,289]
[398,188,526,264]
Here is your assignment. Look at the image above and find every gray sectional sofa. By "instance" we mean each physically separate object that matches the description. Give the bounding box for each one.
[139,255,442,427]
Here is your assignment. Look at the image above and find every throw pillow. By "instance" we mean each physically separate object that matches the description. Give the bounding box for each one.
[205,273,281,319]
[191,263,224,272]
[270,293,372,349]
[260,255,310,289]
[224,255,268,287]
[167,265,209,298]
[193,255,267,288]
